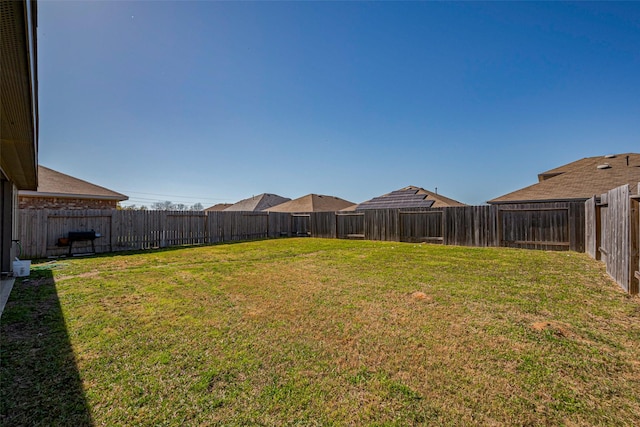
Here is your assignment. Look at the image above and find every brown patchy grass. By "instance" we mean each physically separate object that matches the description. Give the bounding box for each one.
[2,238,640,426]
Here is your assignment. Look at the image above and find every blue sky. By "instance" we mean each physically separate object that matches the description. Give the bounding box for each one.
[37,1,640,207]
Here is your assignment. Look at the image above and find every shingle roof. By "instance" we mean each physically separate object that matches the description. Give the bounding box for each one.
[223,193,290,211]
[348,186,466,211]
[18,166,128,201]
[488,153,640,204]
[204,203,233,212]
[266,194,355,213]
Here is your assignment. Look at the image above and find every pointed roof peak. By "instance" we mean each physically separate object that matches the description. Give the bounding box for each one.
[19,166,128,201]
[266,193,355,212]
[351,185,465,210]
[223,193,291,211]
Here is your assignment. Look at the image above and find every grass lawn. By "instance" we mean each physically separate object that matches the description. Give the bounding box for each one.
[2,238,640,426]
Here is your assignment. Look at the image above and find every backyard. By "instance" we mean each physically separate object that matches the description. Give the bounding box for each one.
[1,238,640,426]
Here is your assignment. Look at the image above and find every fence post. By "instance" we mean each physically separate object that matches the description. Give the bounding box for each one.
[40,209,47,257]
[595,200,602,261]
[636,183,640,291]
[496,207,503,248]
[109,211,114,253]
[630,195,639,294]
[160,212,167,248]
[441,207,448,246]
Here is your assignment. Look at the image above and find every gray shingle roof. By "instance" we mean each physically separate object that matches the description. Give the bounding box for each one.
[488,153,640,204]
[347,186,465,211]
[356,188,435,210]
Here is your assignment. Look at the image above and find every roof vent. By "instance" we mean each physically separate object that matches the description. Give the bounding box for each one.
[597,163,611,170]
[604,154,616,159]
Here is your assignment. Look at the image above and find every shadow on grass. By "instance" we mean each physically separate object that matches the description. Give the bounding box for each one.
[0,269,93,426]
[30,236,284,265]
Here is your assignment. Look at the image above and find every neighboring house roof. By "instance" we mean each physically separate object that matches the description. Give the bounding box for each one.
[266,194,355,213]
[347,186,466,211]
[223,193,290,212]
[488,153,640,204]
[18,166,128,201]
[204,203,233,212]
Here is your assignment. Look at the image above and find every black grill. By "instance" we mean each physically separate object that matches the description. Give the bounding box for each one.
[64,230,102,255]
[68,231,100,241]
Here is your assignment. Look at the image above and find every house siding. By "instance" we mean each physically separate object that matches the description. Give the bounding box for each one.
[19,196,118,210]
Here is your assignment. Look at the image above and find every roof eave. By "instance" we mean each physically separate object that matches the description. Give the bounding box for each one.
[0,0,39,190]
[487,197,589,205]
[18,190,128,201]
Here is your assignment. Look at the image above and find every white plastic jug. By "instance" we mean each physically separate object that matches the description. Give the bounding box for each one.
[12,259,31,277]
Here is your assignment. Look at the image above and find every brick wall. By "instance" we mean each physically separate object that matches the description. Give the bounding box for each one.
[19,196,118,210]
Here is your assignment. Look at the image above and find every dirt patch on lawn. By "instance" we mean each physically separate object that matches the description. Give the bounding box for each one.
[410,291,433,303]
[55,271,100,282]
[531,321,571,337]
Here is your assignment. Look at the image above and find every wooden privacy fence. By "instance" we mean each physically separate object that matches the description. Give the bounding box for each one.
[585,183,640,294]
[18,210,291,258]
[19,203,585,259]
[308,203,584,250]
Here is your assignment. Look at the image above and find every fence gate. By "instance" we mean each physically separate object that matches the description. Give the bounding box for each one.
[291,214,310,237]
[336,213,364,239]
[498,207,570,250]
[45,210,113,257]
[399,211,443,243]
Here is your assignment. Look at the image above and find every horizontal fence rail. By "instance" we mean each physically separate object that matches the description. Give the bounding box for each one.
[18,203,586,259]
